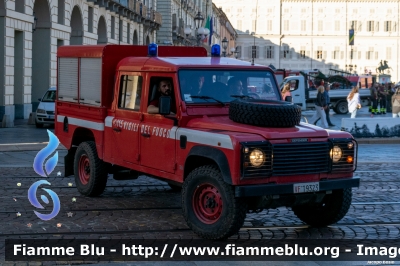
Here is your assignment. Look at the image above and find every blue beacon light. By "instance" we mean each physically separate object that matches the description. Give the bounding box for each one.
[211,44,221,57]
[148,43,158,56]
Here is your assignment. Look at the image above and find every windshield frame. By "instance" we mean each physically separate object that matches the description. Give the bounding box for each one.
[178,68,281,105]
[41,90,56,102]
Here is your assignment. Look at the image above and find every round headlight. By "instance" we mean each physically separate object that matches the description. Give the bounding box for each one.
[249,149,265,167]
[330,146,342,163]
[347,142,354,149]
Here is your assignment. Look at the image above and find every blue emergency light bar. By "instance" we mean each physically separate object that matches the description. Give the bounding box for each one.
[211,44,221,57]
[148,43,158,56]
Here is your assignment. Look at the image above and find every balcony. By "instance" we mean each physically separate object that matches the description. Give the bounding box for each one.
[86,0,161,27]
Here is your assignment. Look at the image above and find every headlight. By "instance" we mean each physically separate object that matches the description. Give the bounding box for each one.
[36,109,45,114]
[330,145,342,163]
[249,149,265,167]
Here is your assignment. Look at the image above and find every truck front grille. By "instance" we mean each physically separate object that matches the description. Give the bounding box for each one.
[241,142,331,178]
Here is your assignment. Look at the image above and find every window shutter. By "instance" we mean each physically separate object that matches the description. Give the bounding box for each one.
[375,22,379,32]
[58,58,78,103]
[365,51,369,59]
[358,51,361,59]
[341,51,344,59]
[80,58,102,106]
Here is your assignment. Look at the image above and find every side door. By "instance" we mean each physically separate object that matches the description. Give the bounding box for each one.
[288,76,307,110]
[140,74,177,173]
[112,73,143,165]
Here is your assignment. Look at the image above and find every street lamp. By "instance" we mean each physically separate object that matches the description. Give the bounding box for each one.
[221,37,228,57]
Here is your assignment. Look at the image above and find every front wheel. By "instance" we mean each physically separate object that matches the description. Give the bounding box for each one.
[182,165,247,239]
[334,101,348,114]
[74,141,108,196]
[292,188,352,227]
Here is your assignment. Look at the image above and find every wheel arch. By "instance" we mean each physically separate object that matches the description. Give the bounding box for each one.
[65,127,99,177]
[184,146,232,185]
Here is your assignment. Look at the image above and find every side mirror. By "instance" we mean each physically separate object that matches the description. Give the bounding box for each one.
[285,96,292,102]
[159,96,171,115]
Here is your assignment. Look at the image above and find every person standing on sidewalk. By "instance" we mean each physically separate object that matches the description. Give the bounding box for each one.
[314,83,335,127]
[378,83,389,114]
[370,83,379,115]
[392,87,400,118]
[309,85,328,129]
[347,86,361,118]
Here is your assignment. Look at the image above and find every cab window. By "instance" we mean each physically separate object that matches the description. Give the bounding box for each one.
[118,75,142,111]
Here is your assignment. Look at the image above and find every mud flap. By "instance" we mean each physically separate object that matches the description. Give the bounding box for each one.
[64,148,76,177]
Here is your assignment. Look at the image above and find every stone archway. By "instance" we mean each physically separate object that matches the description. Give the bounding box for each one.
[145,35,150,45]
[97,16,107,44]
[133,30,138,45]
[32,0,51,111]
[70,6,83,45]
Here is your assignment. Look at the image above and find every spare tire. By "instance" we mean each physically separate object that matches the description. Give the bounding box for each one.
[229,99,302,127]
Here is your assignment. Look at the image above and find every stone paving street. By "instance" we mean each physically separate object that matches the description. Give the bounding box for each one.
[0,117,399,265]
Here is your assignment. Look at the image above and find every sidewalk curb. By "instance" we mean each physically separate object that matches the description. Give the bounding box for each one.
[0,144,67,152]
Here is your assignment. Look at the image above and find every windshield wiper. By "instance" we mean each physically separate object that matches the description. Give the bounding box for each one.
[191,95,226,106]
[230,95,254,99]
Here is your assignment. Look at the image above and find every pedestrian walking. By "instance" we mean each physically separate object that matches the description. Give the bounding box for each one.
[347,86,361,118]
[314,83,335,127]
[392,87,400,118]
[370,83,379,115]
[378,83,389,114]
[309,85,328,129]
[281,83,292,101]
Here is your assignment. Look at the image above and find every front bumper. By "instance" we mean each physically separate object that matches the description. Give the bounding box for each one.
[36,114,55,124]
[235,177,360,197]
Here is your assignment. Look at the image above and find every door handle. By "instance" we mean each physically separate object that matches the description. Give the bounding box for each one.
[141,133,151,138]
[113,127,121,132]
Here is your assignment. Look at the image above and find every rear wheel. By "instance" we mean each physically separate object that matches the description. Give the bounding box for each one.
[334,101,348,114]
[182,165,247,239]
[292,188,352,227]
[74,141,108,196]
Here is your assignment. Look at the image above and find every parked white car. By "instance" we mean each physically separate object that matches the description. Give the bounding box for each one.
[35,87,56,128]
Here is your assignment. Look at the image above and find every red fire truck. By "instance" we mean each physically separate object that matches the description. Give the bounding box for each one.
[55,44,359,239]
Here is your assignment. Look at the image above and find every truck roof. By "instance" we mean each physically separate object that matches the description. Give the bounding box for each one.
[117,57,268,72]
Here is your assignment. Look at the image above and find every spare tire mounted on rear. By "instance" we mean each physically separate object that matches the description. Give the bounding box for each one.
[229,99,302,127]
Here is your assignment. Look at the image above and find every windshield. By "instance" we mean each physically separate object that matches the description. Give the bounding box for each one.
[178,69,280,104]
[41,90,56,102]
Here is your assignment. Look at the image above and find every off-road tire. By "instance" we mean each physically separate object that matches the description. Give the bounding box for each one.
[74,141,108,196]
[229,99,302,127]
[182,165,247,239]
[292,188,352,227]
[35,122,43,128]
[334,101,349,114]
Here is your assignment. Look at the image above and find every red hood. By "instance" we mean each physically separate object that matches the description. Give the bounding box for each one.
[186,116,330,139]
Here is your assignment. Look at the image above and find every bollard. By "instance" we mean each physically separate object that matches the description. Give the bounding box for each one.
[28,112,36,125]
[1,114,14,128]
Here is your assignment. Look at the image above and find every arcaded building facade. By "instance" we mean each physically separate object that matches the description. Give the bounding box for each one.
[213,0,400,82]
[0,0,161,124]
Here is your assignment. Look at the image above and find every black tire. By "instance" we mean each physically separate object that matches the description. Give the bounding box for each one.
[74,141,108,196]
[229,99,302,127]
[334,101,348,114]
[292,188,352,227]
[35,122,43,128]
[168,183,181,192]
[182,165,247,240]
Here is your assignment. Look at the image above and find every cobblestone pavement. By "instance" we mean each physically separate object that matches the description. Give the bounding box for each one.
[1,121,400,265]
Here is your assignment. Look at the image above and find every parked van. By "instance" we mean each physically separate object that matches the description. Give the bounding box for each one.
[35,87,56,128]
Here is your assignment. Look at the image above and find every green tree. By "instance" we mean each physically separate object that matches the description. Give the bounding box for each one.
[374,124,382,137]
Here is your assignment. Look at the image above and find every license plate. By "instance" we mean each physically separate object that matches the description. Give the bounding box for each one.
[293,182,319,193]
